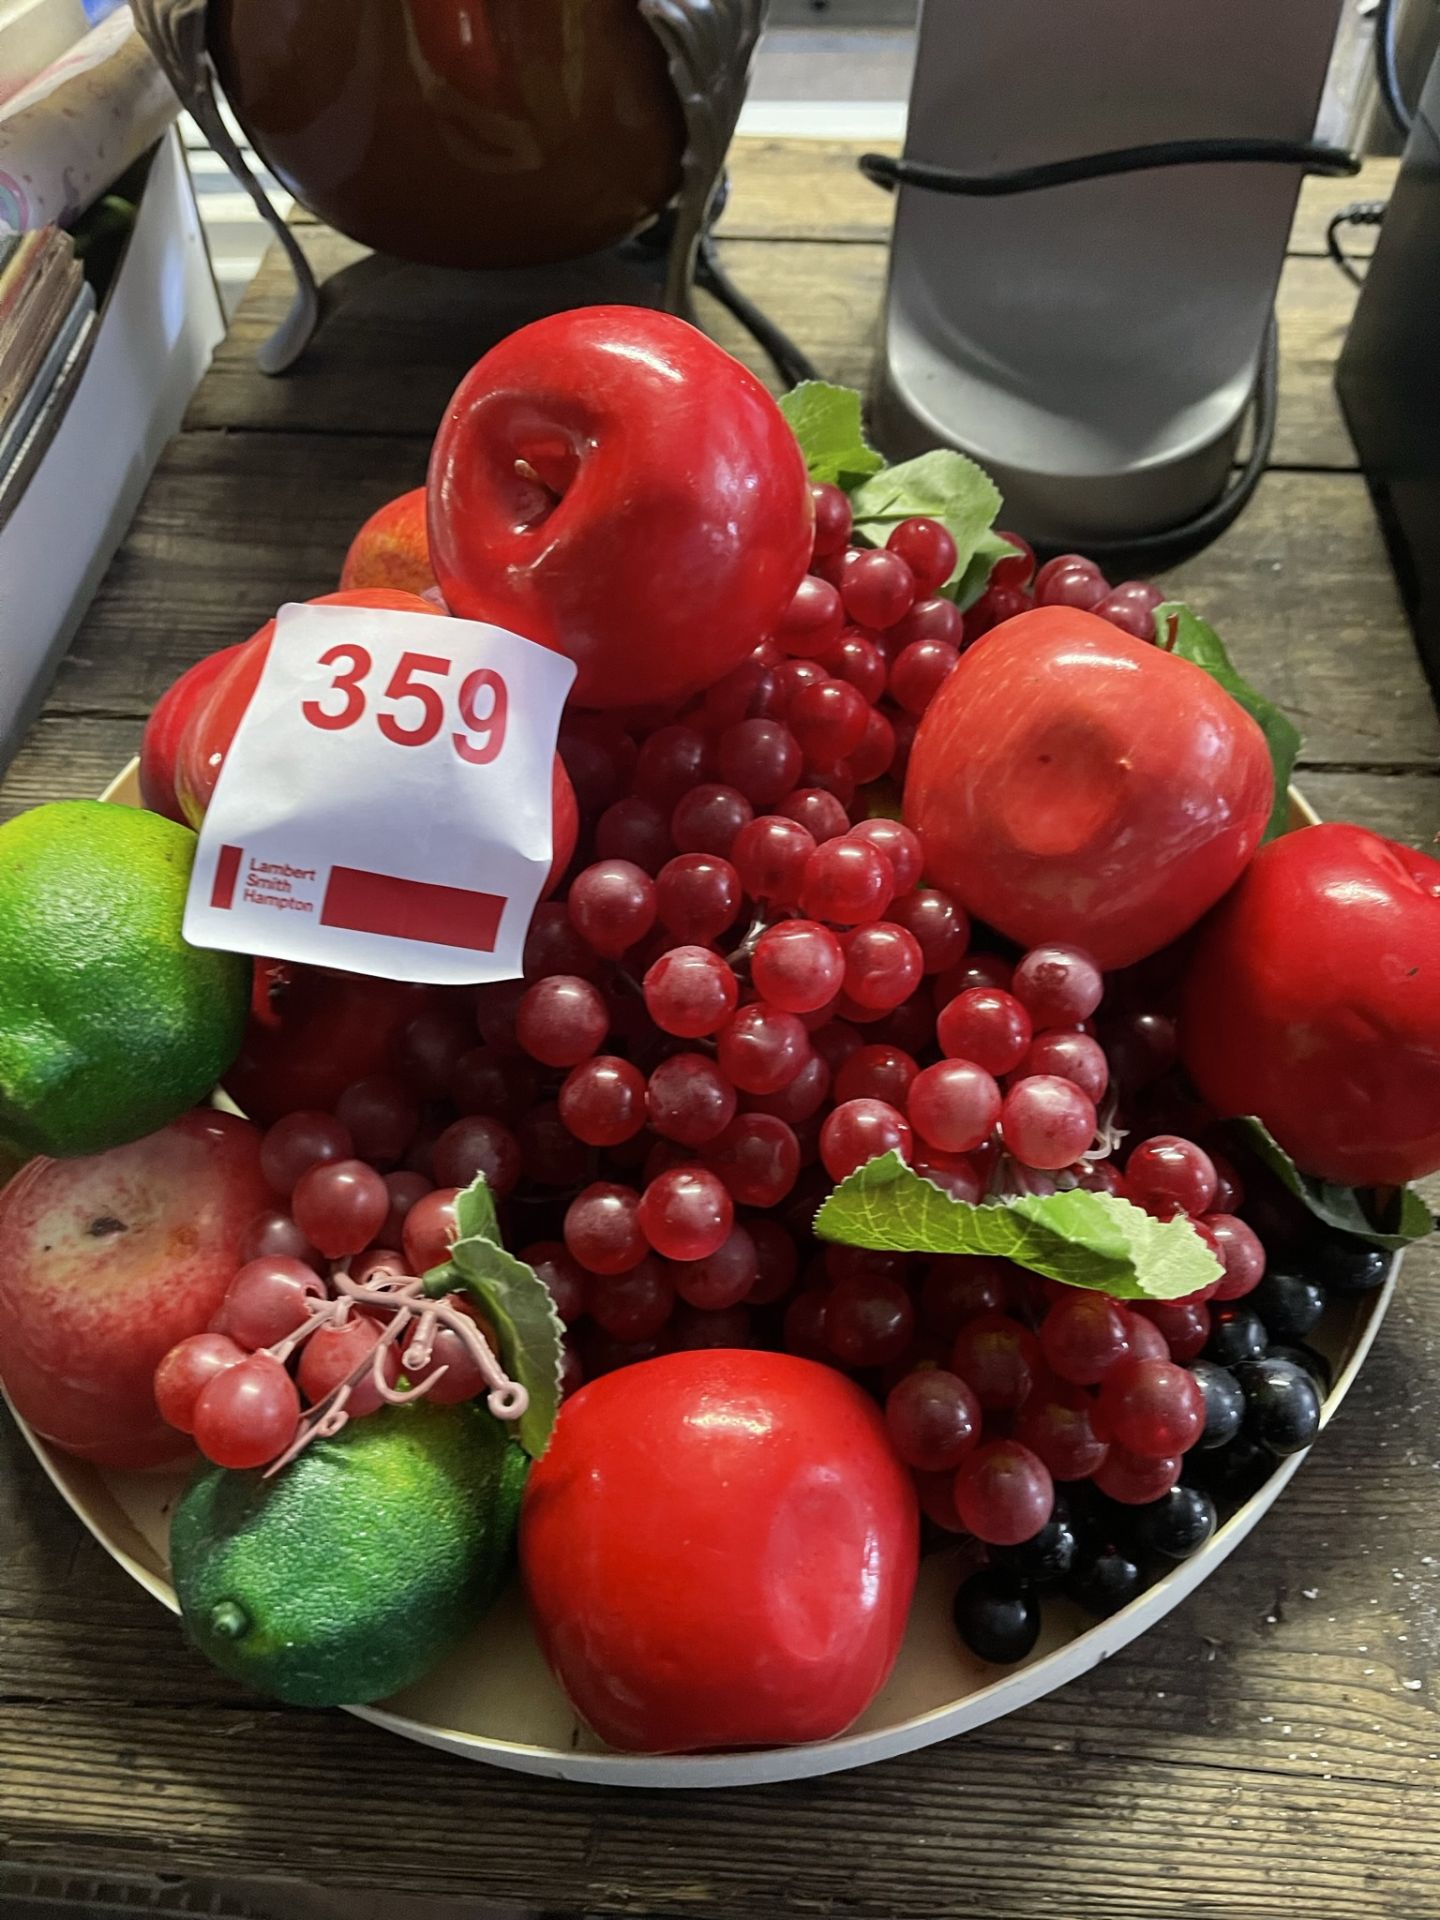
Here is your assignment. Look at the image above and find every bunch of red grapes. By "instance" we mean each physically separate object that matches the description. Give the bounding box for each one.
[156,494,1368,1658]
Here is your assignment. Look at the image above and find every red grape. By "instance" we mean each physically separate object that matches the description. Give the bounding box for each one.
[717,718,803,805]
[811,482,852,556]
[1093,1444,1181,1505]
[774,574,845,658]
[260,1111,352,1198]
[516,975,608,1067]
[672,1223,758,1310]
[638,1166,733,1262]
[824,1273,915,1367]
[238,1209,324,1272]
[1039,1291,1130,1385]
[432,1115,522,1196]
[789,678,869,761]
[633,725,712,807]
[333,1076,419,1165]
[717,1003,810,1094]
[848,706,896,784]
[778,787,850,844]
[834,1042,918,1108]
[820,1097,912,1180]
[647,1053,738,1146]
[155,1332,246,1434]
[799,838,893,926]
[1200,1211,1266,1300]
[885,1367,980,1470]
[565,1182,647,1275]
[655,852,741,943]
[731,814,816,905]
[672,783,753,858]
[1136,1297,1211,1361]
[988,532,1035,590]
[751,920,845,1014]
[1126,1136,1218,1217]
[292,1158,388,1259]
[559,1056,647,1148]
[1000,1076,1097,1170]
[840,921,924,1011]
[920,1256,1011,1337]
[402,1186,460,1273]
[1011,943,1104,1029]
[936,987,1032,1075]
[193,1352,301,1468]
[842,548,916,630]
[642,944,738,1038]
[1019,1030,1109,1105]
[703,1113,801,1207]
[594,796,674,876]
[907,1059,1002,1153]
[588,1257,677,1341]
[298,1315,400,1417]
[222,1257,325,1350]
[1016,1382,1110,1480]
[953,1440,1054,1546]
[887,515,958,595]
[567,859,657,957]
[1097,1356,1205,1456]
[746,1216,800,1303]
[951,1311,1040,1410]
[519,1242,586,1325]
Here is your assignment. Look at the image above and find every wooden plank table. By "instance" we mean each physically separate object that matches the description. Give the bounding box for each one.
[2,141,1436,1920]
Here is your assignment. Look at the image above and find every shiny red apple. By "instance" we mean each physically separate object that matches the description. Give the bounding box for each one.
[521,1349,919,1753]
[904,607,1273,969]
[428,306,814,710]
[1181,823,1440,1187]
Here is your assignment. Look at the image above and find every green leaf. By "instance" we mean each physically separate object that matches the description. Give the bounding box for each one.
[948,525,1024,611]
[1156,601,1301,842]
[1232,1117,1433,1252]
[423,1175,564,1457]
[848,449,1003,589]
[814,1152,1221,1300]
[778,381,885,489]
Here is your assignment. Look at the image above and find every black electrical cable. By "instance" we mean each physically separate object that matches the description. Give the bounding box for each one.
[858,138,1360,198]
[695,229,820,387]
[1326,199,1388,286]
[1375,0,1414,138]
[856,135,1361,569]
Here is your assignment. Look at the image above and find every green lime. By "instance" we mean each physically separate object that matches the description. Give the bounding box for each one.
[0,800,249,1158]
[171,1399,528,1706]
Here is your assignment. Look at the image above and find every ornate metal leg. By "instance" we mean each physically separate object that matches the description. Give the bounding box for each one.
[133,0,321,373]
[639,0,769,316]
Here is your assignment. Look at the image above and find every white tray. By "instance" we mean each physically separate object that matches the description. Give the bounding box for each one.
[4,764,1398,1788]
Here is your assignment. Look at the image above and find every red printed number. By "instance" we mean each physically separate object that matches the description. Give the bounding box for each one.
[300,646,509,764]
[302,643,371,731]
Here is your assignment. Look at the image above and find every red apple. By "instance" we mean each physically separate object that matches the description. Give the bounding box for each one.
[139,644,245,823]
[521,1350,919,1752]
[0,1110,271,1468]
[427,306,814,710]
[338,487,438,599]
[904,608,1273,969]
[170,588,578,898]
[1181,823,1440,1186]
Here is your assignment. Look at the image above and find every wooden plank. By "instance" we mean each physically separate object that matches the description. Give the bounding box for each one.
[190,226,1363,471]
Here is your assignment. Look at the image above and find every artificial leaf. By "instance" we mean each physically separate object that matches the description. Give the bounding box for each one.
[1156,601,1301,842]
[814,1152,1221,1300]
[778,381,884,489]
[848,449,1003,587]
[423,1175,564,1457]
[948,525,1024,610]
[1232,1117,1433,1252]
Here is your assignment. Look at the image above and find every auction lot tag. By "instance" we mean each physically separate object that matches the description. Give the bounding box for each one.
[184,602,576,984]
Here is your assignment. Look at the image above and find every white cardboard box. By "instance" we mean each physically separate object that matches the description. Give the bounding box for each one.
[0,128,225,764]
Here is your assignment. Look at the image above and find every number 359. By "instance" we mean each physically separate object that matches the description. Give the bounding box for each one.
[300,646,508,766]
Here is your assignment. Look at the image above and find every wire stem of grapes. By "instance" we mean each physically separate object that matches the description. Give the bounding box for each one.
[261,1267,528,1478]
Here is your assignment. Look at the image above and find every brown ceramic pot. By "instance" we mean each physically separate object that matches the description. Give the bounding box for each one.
[209,0,687,270]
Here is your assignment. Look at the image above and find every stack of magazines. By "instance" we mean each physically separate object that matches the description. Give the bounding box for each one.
[0,226,95,498]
